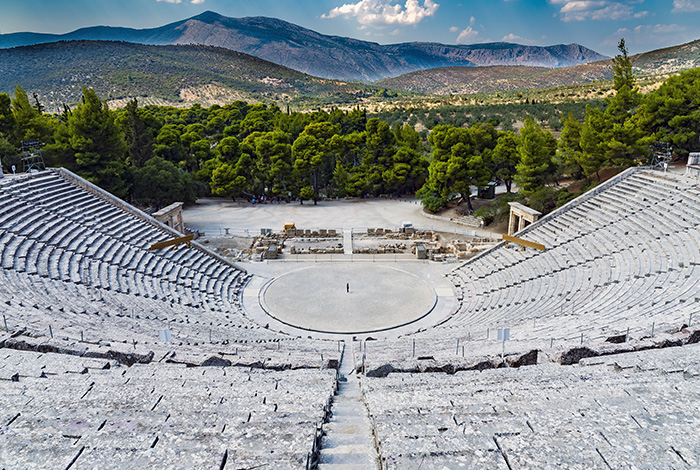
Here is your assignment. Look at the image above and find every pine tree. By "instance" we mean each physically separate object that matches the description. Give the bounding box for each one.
[56,87,127,196]
[120,99,153,168]
[514,118,556,194]
[493,131,521,193]
[557,113,584,179]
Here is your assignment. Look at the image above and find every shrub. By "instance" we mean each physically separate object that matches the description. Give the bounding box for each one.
[527,186,558,214]
[474,207,495,225]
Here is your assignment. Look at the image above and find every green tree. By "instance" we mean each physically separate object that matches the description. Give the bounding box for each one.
[131,156,196,208]
[363,118,397,195]
[609,38,640,117]
[421,125,473,210]
[11,86,54,144]
[292,133,323,204]
[382,146,427,195]
[118,98,153,168]
[292,122,339,203]
[153,125,187,165]
[557,113,584,179]
[419,124,491,212]
[329,132,366,196]
[579,38,645,173]
[246,130,293,197]
[515,117,556,194]
[634,68,700,152]
[579,106,608,181]
[55,87,127,197]
[493,131,521,193]
[0,93,16,141]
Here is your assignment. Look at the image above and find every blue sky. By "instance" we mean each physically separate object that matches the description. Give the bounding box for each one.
[1,0,699,56]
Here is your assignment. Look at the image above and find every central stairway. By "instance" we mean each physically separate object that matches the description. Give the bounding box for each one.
[318,342,380,469]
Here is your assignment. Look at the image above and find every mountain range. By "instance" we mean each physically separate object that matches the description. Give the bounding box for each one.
[378,39,700,95]
[0,11,607,82]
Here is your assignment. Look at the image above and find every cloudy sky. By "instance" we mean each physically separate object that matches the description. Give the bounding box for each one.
[1,0,699,56]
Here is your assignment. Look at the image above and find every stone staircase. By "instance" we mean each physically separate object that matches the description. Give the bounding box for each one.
[318,342,379,469]
[343,229,353,255]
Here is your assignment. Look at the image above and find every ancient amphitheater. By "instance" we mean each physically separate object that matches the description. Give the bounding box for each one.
[1,165,699,469]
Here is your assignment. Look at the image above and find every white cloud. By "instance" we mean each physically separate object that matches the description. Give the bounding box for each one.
[190,0,205,3]
[322,0,439,26]
[634,23,686,34]
[603,23,690,48]
[501,33,539,45]
[548,0,648,22]
[455,16,478,44]
[672,0,700,12]
[456,25,478,43]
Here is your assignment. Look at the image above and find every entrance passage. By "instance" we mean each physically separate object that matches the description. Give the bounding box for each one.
[260,264,436,334]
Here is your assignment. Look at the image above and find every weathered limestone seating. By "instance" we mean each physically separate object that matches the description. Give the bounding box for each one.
[0,169,340,367]
[349,169,700,368]
[363,343,700,469]
[0,349,337,469]
[443,169,699,344]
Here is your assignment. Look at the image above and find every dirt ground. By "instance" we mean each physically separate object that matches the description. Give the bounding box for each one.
[434,198,509,234]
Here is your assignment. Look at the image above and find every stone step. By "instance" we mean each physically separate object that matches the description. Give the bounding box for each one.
[321,432,374,448]
[318,344,379,470]
[317,464,375,470]
[326,415,368,426]
[318,448,378,466]
[331,402,366,415]
[333,393,362,401]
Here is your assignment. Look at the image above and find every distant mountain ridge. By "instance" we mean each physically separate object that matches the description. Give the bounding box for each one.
[0,11,608,82]
[378,38,700,95]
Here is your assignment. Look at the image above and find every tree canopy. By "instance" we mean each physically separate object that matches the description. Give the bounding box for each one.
[2,54,699,216]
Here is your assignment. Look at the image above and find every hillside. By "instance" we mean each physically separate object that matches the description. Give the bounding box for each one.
[378,38,700,96]
[377,62,613,95]
[0,11,607,82]
[0,40,378,111]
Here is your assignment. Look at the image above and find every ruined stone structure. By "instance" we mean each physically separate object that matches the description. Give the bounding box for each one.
[687,152,700,179]
[153,201,185,234]
[507,201,541,235]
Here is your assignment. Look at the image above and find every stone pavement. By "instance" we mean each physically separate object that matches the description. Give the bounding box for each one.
[183,197,475,234]
[261,264,436,334]
[318,342,380,469]
[242,260,458,340]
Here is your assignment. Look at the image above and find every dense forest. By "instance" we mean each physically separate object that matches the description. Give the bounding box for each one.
[0,41,698,216]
